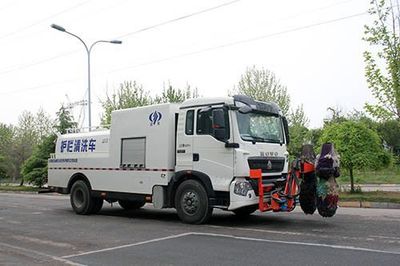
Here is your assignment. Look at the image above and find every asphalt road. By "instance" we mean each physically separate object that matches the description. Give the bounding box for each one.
[1,192,400,266]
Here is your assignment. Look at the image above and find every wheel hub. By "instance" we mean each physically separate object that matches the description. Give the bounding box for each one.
[182,191,199,215]
[73,189,84,208]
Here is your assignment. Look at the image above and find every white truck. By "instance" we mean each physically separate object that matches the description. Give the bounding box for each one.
[48,95,290,224]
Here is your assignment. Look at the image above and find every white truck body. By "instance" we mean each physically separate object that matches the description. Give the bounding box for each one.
[48,95,290,223]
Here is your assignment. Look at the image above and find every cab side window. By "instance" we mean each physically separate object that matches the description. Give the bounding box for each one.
[196,109,212,135]
[185,110,194,135]
[196,107,229,140]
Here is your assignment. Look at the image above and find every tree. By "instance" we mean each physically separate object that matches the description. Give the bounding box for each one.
[320,121,391,192]
[0,123,14,179]
[324,106,347,125]
[11,111,39,184]
[308,128,323,147]
[233,66,311,155]
[154,83,199,104]
[232,66,291,116]
[364,0,400,120]
[21,105,78,187]
[35,108,54,139]
[14,109,54,185]
[0,155,7,179]
[101,81,152,125]
[21,135,56,187]
[55,106,77,134]
[347,109,378,131]
[288,125,309,157]
[288,105,310,156]
[289,104,309,127]
[377,120,400,155]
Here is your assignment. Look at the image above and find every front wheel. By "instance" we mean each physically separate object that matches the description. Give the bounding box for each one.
[175,179,213,224]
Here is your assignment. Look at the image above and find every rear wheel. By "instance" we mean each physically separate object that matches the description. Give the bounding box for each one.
[118,200,145,210]
[175,179,213,224]
[70,180,94,215]
[232,205,258,217]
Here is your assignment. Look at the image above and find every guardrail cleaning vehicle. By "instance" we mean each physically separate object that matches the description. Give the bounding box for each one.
[48,95,338,224]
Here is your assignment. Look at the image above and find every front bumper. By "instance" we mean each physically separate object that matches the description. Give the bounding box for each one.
[227,178,258,210]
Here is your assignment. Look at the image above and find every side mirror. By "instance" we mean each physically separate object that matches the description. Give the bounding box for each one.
[282,116,290,145]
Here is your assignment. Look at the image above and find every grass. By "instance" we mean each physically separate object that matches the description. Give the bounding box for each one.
[337,166,400,184]
[339,191,400,204]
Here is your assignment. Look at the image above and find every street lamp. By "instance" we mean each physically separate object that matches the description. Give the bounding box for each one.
[51,23,122,131]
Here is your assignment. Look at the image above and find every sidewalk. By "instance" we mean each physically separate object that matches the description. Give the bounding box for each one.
[339,184,400,192]
[339,200,400,209]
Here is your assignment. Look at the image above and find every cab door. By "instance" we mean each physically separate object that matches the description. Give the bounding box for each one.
[192,106,234,191]
[175,109,195,171]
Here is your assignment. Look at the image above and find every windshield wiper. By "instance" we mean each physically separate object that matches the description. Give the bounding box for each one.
[241,135,282,144]
[262,138,282,144]
[241,135,266,144]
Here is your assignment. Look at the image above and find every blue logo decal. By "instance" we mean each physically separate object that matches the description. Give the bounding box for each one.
[60,138,96,153]
[149,111,162,126]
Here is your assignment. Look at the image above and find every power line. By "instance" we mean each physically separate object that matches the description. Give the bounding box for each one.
[108,11,368,74]
[0,0,353,76]
[0,1,18,13]
[0,0,92,41]
[0,50,79,76]
[1,10,368,96]
[115,0,242,39]
[0,0,241,76]
[0,76,84,95]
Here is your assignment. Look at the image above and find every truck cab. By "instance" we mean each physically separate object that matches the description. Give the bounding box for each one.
[175,95,289,213]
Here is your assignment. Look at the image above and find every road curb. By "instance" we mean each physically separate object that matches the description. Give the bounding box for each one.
[339,201,400,209]
[0,190,39,194]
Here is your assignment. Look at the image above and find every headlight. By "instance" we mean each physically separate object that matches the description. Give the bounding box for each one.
[234,181,253,196]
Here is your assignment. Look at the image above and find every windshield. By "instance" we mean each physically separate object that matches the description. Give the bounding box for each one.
[236,111,284,144]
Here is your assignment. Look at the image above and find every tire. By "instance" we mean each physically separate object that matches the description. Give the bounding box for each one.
[299,172,317,215]
[70,180,94,215]
[232,205,258,217]
[90,198,104,214]
[175,179,213,224]
[118,200,145,210]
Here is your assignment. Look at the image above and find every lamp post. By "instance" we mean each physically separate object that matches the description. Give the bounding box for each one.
[51,24,122,131]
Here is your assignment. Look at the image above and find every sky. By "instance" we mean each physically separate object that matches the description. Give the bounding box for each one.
[0,0,374,128]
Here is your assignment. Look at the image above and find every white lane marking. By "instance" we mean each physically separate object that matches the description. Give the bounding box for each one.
[191,232,400,256]
[207,225,391,243]
[0,242,85,266]
[62,232,400,259]
[370,235,400,240]
[207,225,303,236]
[5,220,22,225]
[13,235,76,249]
[62,232,193,259]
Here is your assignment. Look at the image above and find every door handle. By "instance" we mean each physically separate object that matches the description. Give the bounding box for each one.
[193,153,199,161]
